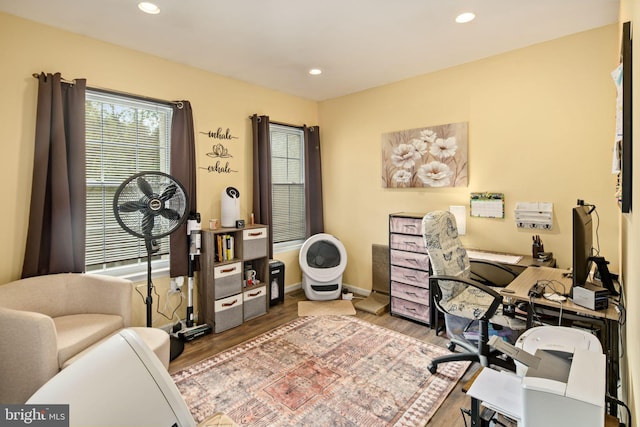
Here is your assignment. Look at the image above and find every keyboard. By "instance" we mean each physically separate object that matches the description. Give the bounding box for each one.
[467,250,523,265]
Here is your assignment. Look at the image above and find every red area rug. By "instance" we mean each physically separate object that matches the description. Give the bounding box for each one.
[172,316,469,426]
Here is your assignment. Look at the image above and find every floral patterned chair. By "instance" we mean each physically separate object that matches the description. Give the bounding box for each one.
[422,210,526,374]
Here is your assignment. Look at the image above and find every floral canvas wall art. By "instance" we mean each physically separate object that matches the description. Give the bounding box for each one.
[381,122,468,188]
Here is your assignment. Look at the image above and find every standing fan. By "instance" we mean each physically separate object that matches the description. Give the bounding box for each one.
[113,171,189,327]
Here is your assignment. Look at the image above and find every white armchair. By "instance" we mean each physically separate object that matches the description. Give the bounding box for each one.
[0,273,132,403]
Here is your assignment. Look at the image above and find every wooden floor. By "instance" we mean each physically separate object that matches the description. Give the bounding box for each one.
[169,290,491,427]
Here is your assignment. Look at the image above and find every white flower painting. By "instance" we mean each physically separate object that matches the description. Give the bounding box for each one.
[382,122,468,188]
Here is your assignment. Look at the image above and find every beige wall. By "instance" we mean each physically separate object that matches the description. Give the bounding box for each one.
[0,12,316,326]
[319,25,620,294]
[618,1,638,423]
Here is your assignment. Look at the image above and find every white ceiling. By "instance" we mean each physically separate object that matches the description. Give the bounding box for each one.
[0,0,620,101]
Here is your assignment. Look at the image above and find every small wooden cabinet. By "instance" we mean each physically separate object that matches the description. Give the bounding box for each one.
[389,212,433,326]
[199,224,270,332]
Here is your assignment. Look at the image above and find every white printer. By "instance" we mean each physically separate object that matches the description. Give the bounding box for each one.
[484,326,605,427]
[520,347,605,427]
[514,326,602,376]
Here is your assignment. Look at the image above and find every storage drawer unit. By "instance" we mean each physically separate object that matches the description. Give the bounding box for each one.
[390,248,429,271]
[390,297,431,324]
[390,264,430,286]
[389,212,433,327]
[214,294,243,333]
[389,233,427,254]
[243,286,267,320]
[240,228,268,260]
[213,262,242,299]
[390,280,430,304]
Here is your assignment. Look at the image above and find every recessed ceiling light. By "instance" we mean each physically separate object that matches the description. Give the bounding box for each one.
[308,68,323,76]
[455,12,476,23]
[138,2,160,14]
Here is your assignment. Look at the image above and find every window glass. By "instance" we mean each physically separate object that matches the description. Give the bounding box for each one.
[85,91,172,277]
[270,124,305,245]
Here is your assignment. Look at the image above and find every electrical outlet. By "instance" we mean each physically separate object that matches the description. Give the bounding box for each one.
[175,276,184,289]
[169,277,185,292]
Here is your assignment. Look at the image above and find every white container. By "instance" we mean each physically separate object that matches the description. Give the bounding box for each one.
[221,187,240,228]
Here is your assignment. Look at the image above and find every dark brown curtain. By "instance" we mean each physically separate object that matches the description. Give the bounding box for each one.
[251,114,274,258]
[303,125,324,236]
[170,101,197,277]
[22,73,87,279]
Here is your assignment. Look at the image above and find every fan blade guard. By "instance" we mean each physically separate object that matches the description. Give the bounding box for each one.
[113,171,189,240]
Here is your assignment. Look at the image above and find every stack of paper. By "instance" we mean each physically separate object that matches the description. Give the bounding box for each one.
[467,368,523,422]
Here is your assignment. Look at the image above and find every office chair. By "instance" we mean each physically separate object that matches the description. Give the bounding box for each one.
[422,211,526,374]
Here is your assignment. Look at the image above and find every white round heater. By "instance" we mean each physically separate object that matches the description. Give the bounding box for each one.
[299,233,348,300]
[221,187,240,228]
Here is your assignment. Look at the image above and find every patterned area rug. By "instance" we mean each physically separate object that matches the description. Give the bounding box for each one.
[172,316,469,426]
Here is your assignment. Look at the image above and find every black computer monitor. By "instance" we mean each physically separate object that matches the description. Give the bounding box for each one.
[572,205,593,288]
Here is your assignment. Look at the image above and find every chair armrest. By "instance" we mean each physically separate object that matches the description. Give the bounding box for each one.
[0,307,59,403]
[429,275,503,321]
[469,259,518,288]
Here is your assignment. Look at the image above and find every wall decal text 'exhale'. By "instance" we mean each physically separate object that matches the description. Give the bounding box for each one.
[200,161,238,174]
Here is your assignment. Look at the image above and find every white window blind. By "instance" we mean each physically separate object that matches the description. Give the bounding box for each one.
[85,91,172,275]
[270,124,305,244]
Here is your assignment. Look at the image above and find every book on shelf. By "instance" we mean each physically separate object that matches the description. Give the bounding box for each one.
[216,234,235,262]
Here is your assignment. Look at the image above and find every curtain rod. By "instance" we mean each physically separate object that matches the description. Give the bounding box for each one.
[32,73,183,108]
[248,115,308,130]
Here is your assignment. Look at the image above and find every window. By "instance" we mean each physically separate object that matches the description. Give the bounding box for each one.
[85,91,173,278]
[270,124,305,250]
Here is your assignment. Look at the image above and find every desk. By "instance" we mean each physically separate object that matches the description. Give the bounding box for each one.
[468,249,556,274]
[502,266,620,416]
[501,266,618,321]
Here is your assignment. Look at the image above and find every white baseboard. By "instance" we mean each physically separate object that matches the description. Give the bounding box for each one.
[285,283,302,293]
[286,282,370,297]
[342,284,371,297]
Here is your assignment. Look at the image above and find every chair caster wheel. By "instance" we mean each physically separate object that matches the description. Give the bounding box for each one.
[428,363,437,374]
[447,342,456,352]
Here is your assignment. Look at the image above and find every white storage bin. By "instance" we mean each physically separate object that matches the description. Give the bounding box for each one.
[243,286,267,320]
[241,228,268,260]
[213,262,242,299]
[214,294,243,333]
